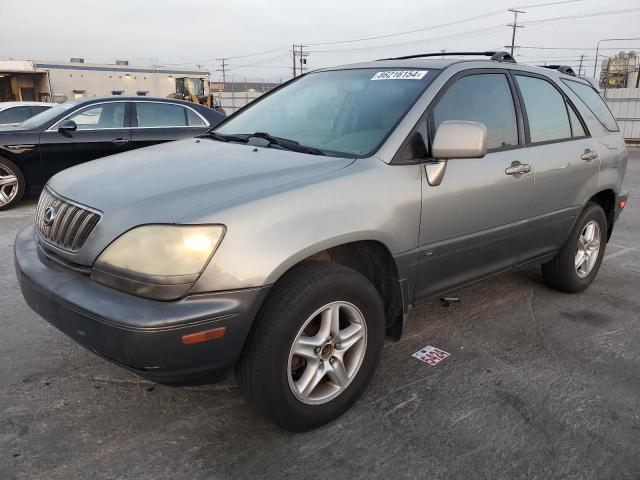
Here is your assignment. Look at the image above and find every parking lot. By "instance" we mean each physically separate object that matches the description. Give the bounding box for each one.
[0,150,638,479]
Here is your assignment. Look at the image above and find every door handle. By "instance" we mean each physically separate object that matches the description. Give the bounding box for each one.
[112,138,130,145]
[505,162,531,175]
[581,149,598,161]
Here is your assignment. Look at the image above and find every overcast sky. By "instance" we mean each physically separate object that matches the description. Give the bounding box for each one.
[2,0,639,81]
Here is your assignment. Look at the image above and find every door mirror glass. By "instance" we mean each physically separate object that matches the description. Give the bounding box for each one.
[58,119,78,133]
[432,121,487,159]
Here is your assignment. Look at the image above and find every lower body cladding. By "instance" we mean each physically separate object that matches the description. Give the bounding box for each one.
[14,226,270,385]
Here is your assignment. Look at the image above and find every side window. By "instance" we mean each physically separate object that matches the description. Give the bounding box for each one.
[31,106,52,116]
[136,103,187,127]
[433,74,518,150]
[562,79,619,132]
[186,108,206,126]
[0,106,31,124]
[67,103,126,130]
[515,75,571,143]
[567,104,586,137]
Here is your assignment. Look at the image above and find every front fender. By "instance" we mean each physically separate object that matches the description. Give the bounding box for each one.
[192,159,423,292]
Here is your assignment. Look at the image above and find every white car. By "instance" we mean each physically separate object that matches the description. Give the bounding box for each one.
[0,101,55,125]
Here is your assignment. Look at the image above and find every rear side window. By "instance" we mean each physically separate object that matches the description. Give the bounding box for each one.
[567,104,586,137]
[433,73,518,150]
[562,79,619,132]
[0,106,31,124]
[136,103,187,127]
[31,106,52,116]
[515,75,571,143]
[186,108,205,126]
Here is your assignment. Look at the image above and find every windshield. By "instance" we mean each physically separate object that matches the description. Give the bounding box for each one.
[19,101,80,129]
[216,68,438,157]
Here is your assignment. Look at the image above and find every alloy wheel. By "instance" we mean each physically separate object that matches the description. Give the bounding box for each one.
[287,301,367,405]
[575,220,601,278]
[0,164,18,207]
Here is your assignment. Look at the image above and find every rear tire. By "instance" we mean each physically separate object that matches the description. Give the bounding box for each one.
[237,261,385,432]
[0,157,25,211]
[542,202,607,293]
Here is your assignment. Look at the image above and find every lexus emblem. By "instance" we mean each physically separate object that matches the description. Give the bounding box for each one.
[43,206,59,226]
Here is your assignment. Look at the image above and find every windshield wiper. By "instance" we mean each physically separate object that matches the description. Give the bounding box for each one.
[250,132,325,156]
[200,131,248,143]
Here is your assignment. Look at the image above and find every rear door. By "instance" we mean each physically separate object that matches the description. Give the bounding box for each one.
[39,101,132,180]
[414,70,534,301]
[130,101,210,150]
[511,72,600,257]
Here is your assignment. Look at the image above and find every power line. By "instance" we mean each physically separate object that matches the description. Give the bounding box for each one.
[306,11,504,46]
[522,6,640,25]
[515,0,586,8]
[306,0,588,48]
[307,24,504,54]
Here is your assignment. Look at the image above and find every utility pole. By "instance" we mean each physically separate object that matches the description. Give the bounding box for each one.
[507,8,525,57]
[300,45,308,76]
[216,58,228,84]
[292,44,297,78]
[578,54,584,76]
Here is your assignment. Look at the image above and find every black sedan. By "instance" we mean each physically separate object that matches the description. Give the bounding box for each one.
[0,96,225,210]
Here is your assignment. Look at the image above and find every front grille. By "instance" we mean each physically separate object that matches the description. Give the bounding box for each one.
[35,187,101,252]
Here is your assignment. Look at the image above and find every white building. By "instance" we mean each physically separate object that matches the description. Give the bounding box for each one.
[0,58,210,102]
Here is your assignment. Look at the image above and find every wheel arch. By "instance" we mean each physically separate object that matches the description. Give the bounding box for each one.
[264,238,408,341]
[588,188,616,241]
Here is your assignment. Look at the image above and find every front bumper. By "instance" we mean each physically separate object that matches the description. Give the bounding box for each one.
[14,226,270,385]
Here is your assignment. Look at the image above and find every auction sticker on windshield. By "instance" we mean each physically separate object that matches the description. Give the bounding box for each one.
[371,70,428,80]
[412,345,450,366]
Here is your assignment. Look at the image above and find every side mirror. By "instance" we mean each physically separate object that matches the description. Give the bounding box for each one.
[432,120,487,159]
[58,119,77,133]
[425,121,488,186]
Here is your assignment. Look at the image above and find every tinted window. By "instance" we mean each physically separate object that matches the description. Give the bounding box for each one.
[562,79,619,132]
[516,75,571,143]
[68,103,126,129]
[20,101,79,129]
[217,68,438,157]
[567,104,586,137]
[136,103,186,127]
[31,106,52,115]
[433,74,517,150]
[186,108,205,126]
[0,106,31,124]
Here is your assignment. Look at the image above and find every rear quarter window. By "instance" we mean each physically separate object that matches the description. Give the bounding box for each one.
[561,79,619,132]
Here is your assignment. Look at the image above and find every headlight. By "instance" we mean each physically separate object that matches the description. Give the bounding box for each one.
[91,225,225,300]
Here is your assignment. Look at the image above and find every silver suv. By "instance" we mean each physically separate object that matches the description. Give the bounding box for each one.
[15,52,629,431]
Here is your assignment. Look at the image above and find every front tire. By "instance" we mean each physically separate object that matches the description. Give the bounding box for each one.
[542,202,607,293]
[237,261,385,432]
[0,157,25,211]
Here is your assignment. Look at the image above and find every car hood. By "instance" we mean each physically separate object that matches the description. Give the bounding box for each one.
[49,137,355,225]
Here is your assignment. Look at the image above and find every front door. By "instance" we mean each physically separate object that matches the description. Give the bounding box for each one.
[414,71,534,302]
[39,101,132,181]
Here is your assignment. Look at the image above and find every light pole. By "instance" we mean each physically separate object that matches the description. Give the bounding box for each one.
[593,37,640,78]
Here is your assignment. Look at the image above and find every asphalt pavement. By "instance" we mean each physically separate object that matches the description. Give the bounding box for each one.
[1,151,639,480]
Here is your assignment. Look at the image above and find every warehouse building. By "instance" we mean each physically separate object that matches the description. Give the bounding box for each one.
[0,58,210,103]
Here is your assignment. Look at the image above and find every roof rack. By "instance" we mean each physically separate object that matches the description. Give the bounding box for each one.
[378,51,517,63]
[540,65,576,76]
